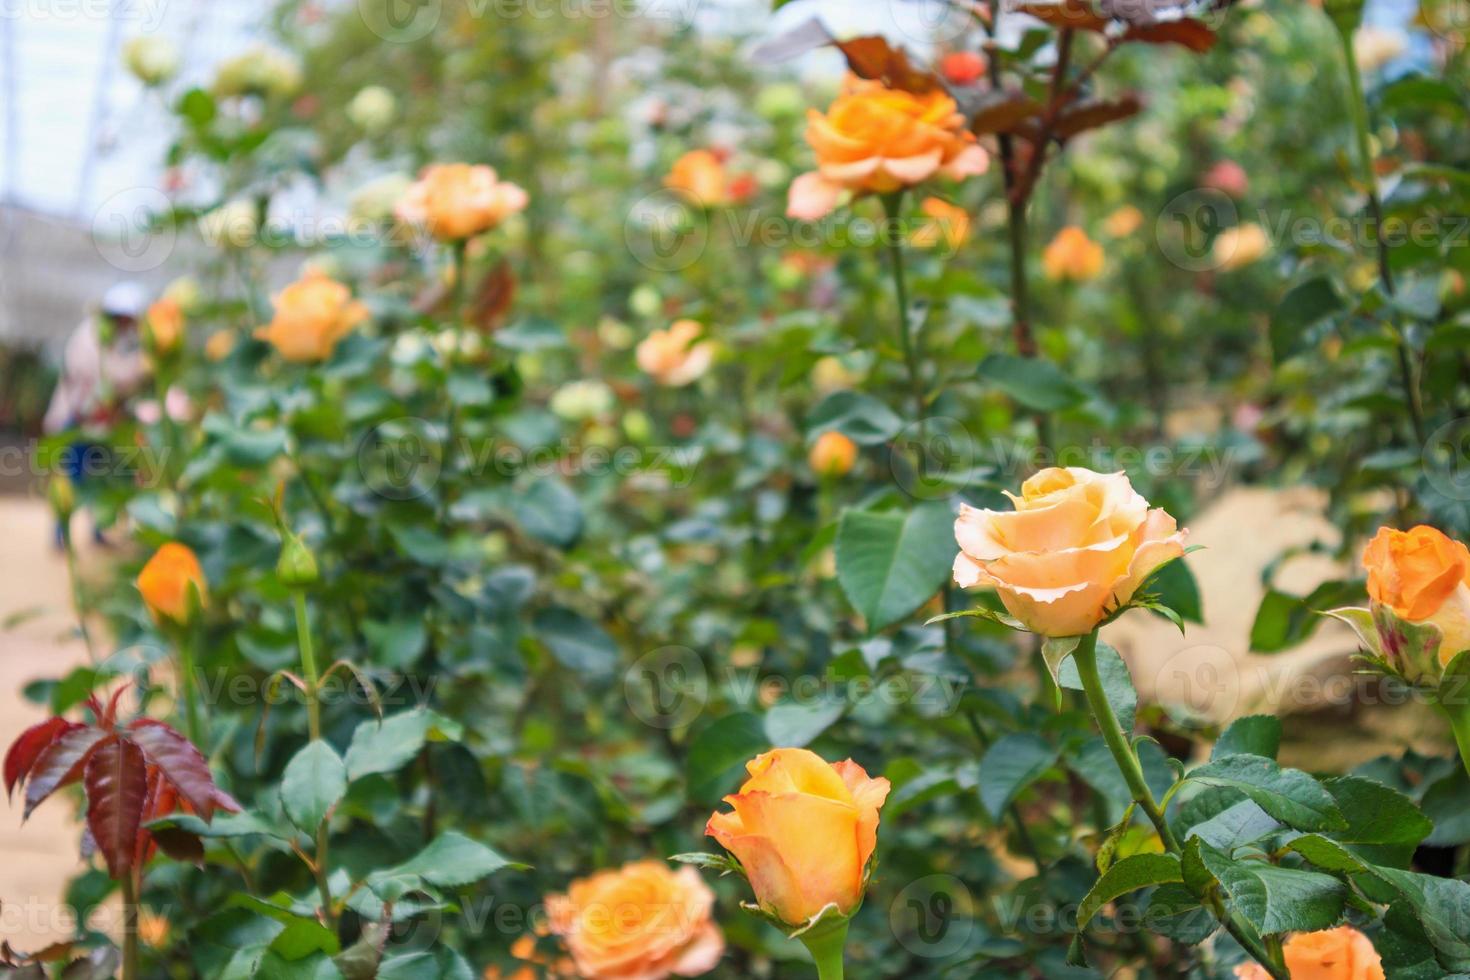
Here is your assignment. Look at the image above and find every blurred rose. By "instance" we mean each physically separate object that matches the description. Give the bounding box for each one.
[162,276,202,314]
[136,386,191,426]
[1234,927,1384,980]
[755,82,806,121]
[198,199,258,249]
[665,149,734,208]
[137,542,207,624]
[551,380,616,422]
[1103,206,1144,238]
[636,320,715,387]
[205,330,236,362]
[1212,223,1270,271]
[1203,159,1250,199]
[810,355,865,394]
[347,85,396,135]
[787,74,988,220]
[396,164,528,241]
[254,270,367,362]
[1363,525,1470,674]
[144,297,184,355]
[910,197,970,251]
[809,431,858,478]
[138,909,170,949]
[1354,26,1408,72]
[123,36,179,87]
[706,748,890,926]
[213,45,302,100]
[953,468,1188,636]
[350,173,414,225]
[940,51,986,86]
[1042,226,1104,281]
[546,861,724,979]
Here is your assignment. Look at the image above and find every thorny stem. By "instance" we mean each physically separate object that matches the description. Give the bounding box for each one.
[881,193,926,446]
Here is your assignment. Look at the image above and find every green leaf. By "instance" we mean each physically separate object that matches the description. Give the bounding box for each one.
[269,917,342,960]
[1076,853,1183,935]
[1250,581,1361,653]
[343,710,463,781]
[1182,796,1281,852]
[978,353,1087,412]
[1321,775,1433,852]
[1271,277,1344,362]
[1370,866,1470,970]
[835,502,955,631]
[495,317,567,351]
[1059,642,1136,733]
[1187,754,1346,832]
[1183,838,1346,935]
[669,852,742,875]
[361,618,427,670]
[533,607,618,681]
[1041,635,1082,687]
[367,831,516,902]
[511,477,583,548]
[1212,715,1282,762]
[805,391,902,446]
[686,712,768,803]
[1143,558,1204,625]
[977,733,1057,819]
[281,741,347,834]
[1287,834,1368,874]
[763,699,845,748]
[1145,883,1219,944]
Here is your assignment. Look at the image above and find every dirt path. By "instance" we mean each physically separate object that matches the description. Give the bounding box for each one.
[0,496,96,947]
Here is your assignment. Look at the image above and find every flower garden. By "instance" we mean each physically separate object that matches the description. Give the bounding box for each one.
[4,0,1470,977]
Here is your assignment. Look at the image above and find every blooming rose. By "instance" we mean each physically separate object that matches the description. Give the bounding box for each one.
[635,320,715,387]
[213,45,301,100]
[137,542,207,624]
[787,74,988,221]
[1362,525,1470,674]
[706,748,891,927]
[347,85,396,134]
[205,330,236,362]
[396,163,528,242]
[809,431,858,478]
[910,197,970,251]
[122,36,179,87]
[952,468,1188,637]
[665,150,736,208]
[1103,206,1144,239]
[1042,226,1105,281]
[546,861,724,980]
[1234,927,1384,980]
[198,199,258,249]
[144,297,184,356]
[254,270,368,362]
[1212,223,1270,271]
[1203,159,1250,199]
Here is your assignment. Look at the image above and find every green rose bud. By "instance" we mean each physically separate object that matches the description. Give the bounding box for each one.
[277,532,320,589]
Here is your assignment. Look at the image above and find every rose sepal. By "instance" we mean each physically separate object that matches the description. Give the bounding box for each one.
[1324,604,1447,687]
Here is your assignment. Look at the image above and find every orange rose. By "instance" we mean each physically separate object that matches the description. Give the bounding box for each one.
[1213,223,1270,271]
[396,163,528,241]
[1362,525,1470,670]
[1103,205,1144,239]
[635,320,716,387]
[952,468,1188,637]
[136,542,207,624]
[706,748,890,927]
[1042,226,1105,281]
[546,861,724,980]
[787,75,988,220]
[1234,927,1384,980]
[665,150,734,208]
[254,270,368,362]
[809,431,858,478]
[204,329,236,362]
[144,297,184,355]
[909,197,970,251]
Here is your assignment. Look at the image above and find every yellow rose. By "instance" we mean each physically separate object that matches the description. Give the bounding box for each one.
[665,149,732,208]
[396,163,528,242]
[136,542,207,624]
[1234,927,1384,980]
[254,270,368,362]
[952,467,1188,637]
[546,861,725,980]
[706,748,891,926]
[635,320,715,387]
[909,197,970,251]
[1363,525,1470,670]
[144,297,184,356]
[809,431,858,478]
[787,74,988,220]
[1042,226,1105,281]
[1212,223,1270,271]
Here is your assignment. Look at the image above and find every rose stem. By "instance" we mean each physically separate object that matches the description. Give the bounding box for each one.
[1070,631,1288,979]
[800,918,849,980]
[881,192,927,456]
[294,590,322,743]
[120,869,139,980]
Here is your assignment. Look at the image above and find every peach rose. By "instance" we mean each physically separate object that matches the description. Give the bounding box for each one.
[787,74,988,221]
[1234,927,1384,980]
[952,468,1188,637]
[1103,205,1144,239]
[137,542,207,624]
[396,163,528,241]
[706,748,891,927]
[1042,226,1105,281]
[909,197,970,251]
[546,861,724,980]
[665,150,735,208]
[144,297,184,355]
[635,320,715,387]
[809,431,858,478]
[1363,525,1470,671]
[254,270,368,362]
[1213,223,1270,271]
[205,329,236,362]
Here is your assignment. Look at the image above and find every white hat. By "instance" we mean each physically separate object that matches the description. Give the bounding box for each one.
[100,281,147,318]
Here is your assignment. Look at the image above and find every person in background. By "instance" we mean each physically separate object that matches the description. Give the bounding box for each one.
[42,282,150,548]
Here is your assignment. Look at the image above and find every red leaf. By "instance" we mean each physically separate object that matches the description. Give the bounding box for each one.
[5,718,76,797]
[148,827,204,866]
[126,720,230,820]
[1014,0,1110,32]
[83,739,148,879]
[1054,94,1145,139]
[833,36,940,94]
[135,767,174,868]
[1122,18,1217,52]
[23,727,111,819]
